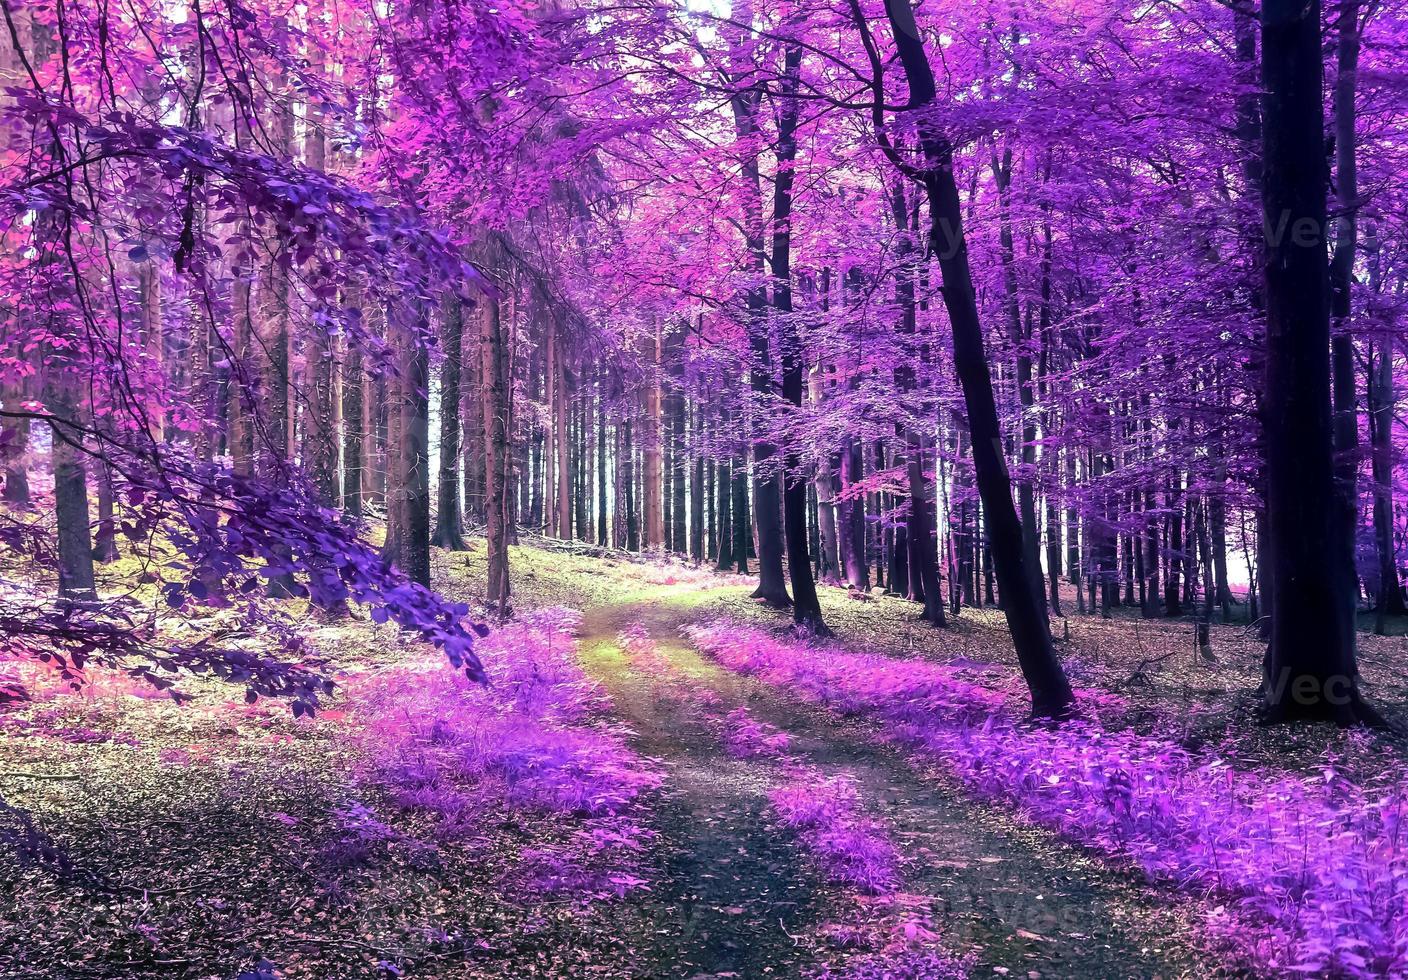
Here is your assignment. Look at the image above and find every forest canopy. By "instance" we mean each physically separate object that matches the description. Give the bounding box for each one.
[2,0,1408,975]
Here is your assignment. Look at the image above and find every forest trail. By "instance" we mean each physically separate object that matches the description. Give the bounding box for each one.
[576,583,1225,980]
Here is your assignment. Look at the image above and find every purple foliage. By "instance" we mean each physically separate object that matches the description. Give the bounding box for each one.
[770,768,900,896]
[0,450,487,714]
[807,948,971,980]
[347,608,660,900]
[722,706,792,760]
[687,620,1408,977]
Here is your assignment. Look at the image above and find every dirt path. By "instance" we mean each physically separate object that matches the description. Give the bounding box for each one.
[579,601,830,979]
[578,585,1231,980]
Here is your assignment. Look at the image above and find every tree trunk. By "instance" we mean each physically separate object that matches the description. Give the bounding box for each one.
[48,381,96,600]
[644,330,663,549]
[837,438,868,590]
[728,83,789,606]
[481,292,511,611]
[1369,340,1405,623]
[731,457,751,575]
[1260,0,1375,724]
[624,418,639,552]
[342,301,365,520]
[433,296,468,550]
[862,0,1071,715]
[384,312,431,587]
[1,380,30,506]
[92,459,118,563]
[598,373,609,547]
[690,402,705,562]
[553,318,571,541]
[1329,0,1364,648]
[770,41,825,631]
[671,383,688,554]
[716,441,734,570]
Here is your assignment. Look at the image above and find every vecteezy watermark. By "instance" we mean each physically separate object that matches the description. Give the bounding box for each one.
[1262,668,1363,707]
[922,209,1368,263]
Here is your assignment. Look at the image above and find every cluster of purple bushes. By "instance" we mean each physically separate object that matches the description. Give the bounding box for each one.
[344,608,662,899]
[686,620,1408,977]
[807,947,972,980]
[722,706,792,759]
[768,768,900,896]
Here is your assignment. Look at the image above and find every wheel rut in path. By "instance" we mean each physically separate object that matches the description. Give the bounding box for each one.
[578,588,1228,980]
[579,598,829,979]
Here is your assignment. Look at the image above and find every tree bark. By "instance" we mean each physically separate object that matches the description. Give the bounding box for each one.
[690,401,705,562]
[597,371,609,547]
[729,81,789,606]
[92,459,118,563]
[858,0,1071,715]
[433,296,468,550]
[771,40,826,631]
[342,297,365,520]
[1,378,30,506]
[1260,0,1376,724]
[385,311,432,587]
[1329,0,1364,651]
[643,329,664,549]
[481,291,512,611]
[1369,338,1405,623]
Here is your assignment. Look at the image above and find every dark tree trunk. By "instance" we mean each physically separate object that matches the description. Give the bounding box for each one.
[859,0,1072,715]
[93,460,118,563]
[1,379,30,506]
[553,319,572,542]
[1195,500,1217,662]
[1260,0,1376,724]
[48,386,96,600]
[623,418,639,552]
[690,403,705,562]
[1210,486,1235,621]
[887,177,945,625]
[385,313,432,587]
[462,307,485,527]
[837,438,869,590]
[598,374,609,547]
[1165,470,1184,617]
[1369,342,1406,624]
[342,320,365,520]
[662,394,674,550]
[307,332,339,508]
[814,451,841,584]
[715,454,734,571]
[481,292,512,612]
[1037,252,1063,618]
[906,436,947,625]
[1329,0,1364,647]
[731,459,751,575]
[706,456,717,561]
[671,386,688,554]
[994,149,1048,628]
[730,82,789,607]
[771,42,826,632]
[578,396,591,542]
[433,297,468,550]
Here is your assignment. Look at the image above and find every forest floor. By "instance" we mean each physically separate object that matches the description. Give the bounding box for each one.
[1,538,1405,978]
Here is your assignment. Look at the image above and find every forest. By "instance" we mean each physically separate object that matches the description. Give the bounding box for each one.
[1,0,1408,976]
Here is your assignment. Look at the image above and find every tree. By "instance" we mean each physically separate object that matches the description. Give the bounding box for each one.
[432,296,469,550]
[1259,0,1379,725]
[850,0,1072,717]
